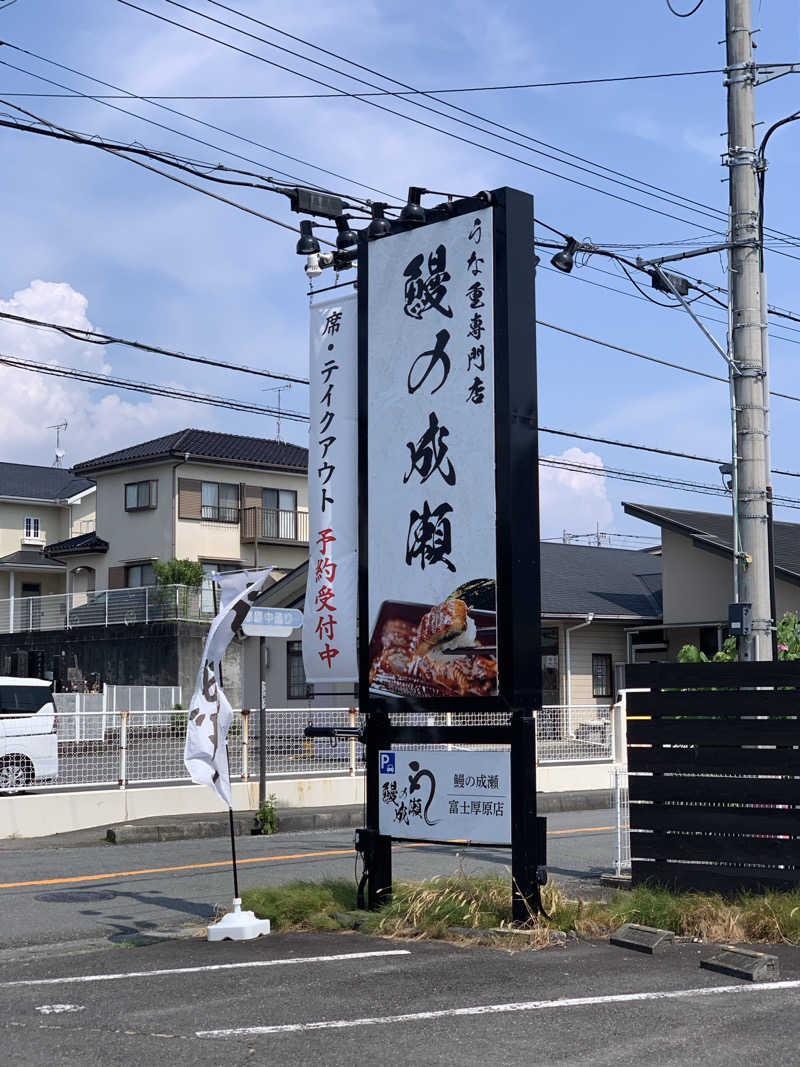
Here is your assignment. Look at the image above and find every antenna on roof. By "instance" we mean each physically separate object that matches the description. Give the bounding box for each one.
[48,421,68,467]
[262,384,292,441]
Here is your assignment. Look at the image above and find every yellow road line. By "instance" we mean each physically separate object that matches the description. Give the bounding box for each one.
[0,826,613,890]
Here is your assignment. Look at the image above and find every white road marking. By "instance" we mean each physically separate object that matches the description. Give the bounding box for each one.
[0,950,410,988]
[197,978,800,1037]
[35,1004,85,1015]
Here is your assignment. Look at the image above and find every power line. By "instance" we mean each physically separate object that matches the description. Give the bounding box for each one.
[0,44,397,203]
[0,308,310,384]
[187,0,800,251]
[0,352,310,420]
[538,261,800,349]
[115,0,761,239]
[666,0,706,16]
[0,103,313,237]
[0,67,726,98]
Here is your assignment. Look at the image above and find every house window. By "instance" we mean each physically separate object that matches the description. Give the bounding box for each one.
[125,480,158,511]
[262,488,297,540]
[200,561,241,614]
[287,640,312,700]
[126,562,155,588]
[23,516,41,539]
[591,653,613,698]
[201,481,239,522]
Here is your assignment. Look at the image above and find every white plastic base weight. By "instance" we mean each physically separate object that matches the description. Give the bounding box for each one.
[207,897,271,941]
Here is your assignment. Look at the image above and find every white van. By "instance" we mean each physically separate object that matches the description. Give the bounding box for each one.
[0,677,58,792]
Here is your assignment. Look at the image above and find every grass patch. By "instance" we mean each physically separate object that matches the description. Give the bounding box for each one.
[240,876,800,946]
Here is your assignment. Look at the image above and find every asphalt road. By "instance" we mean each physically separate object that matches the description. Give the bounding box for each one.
[2,930,799,1066]
[0,810,615,949]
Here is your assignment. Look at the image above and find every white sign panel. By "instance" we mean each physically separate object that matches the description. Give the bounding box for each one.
[303,294,358,683]
[243,607,303,637]
[378,748,511,844]
[367,208,497,699]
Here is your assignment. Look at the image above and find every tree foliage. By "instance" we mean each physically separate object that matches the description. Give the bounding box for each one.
[153,558,204,588]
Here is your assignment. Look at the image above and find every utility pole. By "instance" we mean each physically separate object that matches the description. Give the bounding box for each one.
[726,0,772,660]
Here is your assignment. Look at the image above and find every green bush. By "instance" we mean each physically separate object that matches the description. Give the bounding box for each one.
[254,793,278,835]
[154,558,204,588]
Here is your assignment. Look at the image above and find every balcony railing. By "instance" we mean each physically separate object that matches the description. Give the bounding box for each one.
[240,506,309,544]
[0,583,208,634]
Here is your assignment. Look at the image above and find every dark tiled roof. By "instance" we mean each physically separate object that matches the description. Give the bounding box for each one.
[260,548,663,620]
[44,532,109,557]
[541,543,662,618]
[0,462,94,501]
[74,429,308,475]
[0,549,64,570]
[624,502,800,582]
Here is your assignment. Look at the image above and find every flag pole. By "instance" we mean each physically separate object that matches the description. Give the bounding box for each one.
[226,743,240,901]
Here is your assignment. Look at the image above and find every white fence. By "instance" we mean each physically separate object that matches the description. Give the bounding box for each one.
[17,702,621,792]
[0,583,206,634]
[53,685,182,741]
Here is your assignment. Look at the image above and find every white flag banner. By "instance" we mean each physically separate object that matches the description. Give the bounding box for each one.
[184,568,273,805]
[303,293,358,683]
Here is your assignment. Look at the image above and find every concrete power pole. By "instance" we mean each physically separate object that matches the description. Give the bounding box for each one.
[726,0,772,660]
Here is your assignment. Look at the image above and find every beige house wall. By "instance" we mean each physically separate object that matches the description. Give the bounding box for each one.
[561,621,628,705]
[0,568,65,598]
[661,527,800,632]
[94,461,175,585]
[89,459,309,586]
[661,529,733,625]
[0,500,69,557]
[173,461,308,566]
[68,490,97,537]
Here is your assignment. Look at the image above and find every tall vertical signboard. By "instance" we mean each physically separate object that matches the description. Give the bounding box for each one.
[303,294,358,684]
[358,188,542,918]
[366,207,499,700]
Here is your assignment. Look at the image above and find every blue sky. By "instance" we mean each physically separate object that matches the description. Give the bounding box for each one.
[0,0,798,543]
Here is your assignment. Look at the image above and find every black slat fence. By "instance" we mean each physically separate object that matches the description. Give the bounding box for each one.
[625,660,800,892]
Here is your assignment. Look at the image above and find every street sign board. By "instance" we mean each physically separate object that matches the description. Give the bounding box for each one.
[378,748,511,844]
[242,606,303,637]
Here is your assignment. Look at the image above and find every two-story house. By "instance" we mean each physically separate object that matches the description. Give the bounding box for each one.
[0,463,95,629]
[45,428,309,603]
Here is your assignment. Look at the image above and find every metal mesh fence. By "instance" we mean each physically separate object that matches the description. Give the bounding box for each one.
[4,704,619,794]
[537,704,614,763]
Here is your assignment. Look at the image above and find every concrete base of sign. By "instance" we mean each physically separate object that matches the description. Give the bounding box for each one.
[700,946,779,982]
[610,923,675,954]
[207,898,271,942]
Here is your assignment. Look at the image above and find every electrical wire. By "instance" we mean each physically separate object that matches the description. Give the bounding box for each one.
[0,103,315,238]
[0,308,310,385]
[666,0,706,15]
[0,352,311,419]
[0,44,397,203]
[183,0,800,251]
[115,0,767,239]
[0,68,726,99]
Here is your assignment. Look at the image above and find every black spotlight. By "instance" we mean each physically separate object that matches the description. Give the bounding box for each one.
[550,236,578,273]
[335,215,358,249]
[368,202,392,238]
[400,186,425,225]
[296,219,320,255]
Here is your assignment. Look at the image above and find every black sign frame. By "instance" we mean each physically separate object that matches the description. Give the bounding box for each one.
[356,187,543,919]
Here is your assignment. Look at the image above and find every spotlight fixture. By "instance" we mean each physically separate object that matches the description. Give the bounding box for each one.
[400,186,425,225]
[335,215,358,249]
[368,203,392,238]
[719,462,733,492]
[296,220,320,255]
[550,236,578,273]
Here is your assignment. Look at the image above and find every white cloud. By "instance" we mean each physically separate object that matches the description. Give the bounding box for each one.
[0,280,199,467]
[539,447,614,538]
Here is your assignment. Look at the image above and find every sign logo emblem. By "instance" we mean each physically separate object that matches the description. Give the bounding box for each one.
[379,752,395,774]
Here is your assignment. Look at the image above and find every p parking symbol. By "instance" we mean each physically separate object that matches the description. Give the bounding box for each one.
[379,752,395,774]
